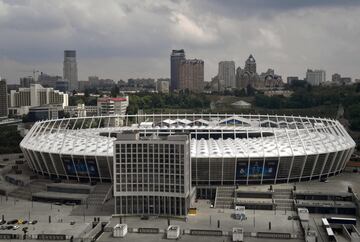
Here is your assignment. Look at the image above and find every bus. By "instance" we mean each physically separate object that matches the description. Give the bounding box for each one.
[322,218,330,227]
[325,227,337,242]
[327,217,357,226]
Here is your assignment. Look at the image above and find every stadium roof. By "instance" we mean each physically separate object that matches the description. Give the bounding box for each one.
[21,114,355,159]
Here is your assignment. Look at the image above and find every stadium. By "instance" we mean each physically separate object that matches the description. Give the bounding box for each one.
[20,114,356,188]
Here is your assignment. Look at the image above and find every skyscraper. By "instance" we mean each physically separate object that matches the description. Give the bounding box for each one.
[63,50,78,91]
[218,61,236,88]
[0,78,8,118]
[179,59,204,92]
[245,54,256,73]
[170,49,186,91]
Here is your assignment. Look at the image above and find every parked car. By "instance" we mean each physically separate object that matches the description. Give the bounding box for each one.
[13,225,20,230]
[7,219,18,225]
[6,225,14,230]
[29,220,38,225]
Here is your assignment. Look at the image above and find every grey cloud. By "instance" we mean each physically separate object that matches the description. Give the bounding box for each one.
[194,0,360,19]
[0,0,360,84]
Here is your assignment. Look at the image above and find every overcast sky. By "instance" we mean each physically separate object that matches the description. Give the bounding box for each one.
[1,0,360,84]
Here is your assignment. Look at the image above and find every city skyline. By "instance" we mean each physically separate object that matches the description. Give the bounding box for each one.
[1,0,360,83]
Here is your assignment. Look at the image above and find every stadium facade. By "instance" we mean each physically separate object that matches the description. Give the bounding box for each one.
[20,114,355,187]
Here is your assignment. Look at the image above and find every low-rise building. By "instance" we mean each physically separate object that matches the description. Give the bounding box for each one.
[64,104,100,117]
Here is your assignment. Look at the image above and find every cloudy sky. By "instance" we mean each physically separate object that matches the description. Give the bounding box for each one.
[1,0,360,84]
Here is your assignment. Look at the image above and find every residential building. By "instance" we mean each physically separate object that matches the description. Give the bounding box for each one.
[332,73,352,85]
[0,78,8,118]
[218,61,236,89]
[97,96,129,116]
[340,77,352,85]
[156,78,170,93]
[114,133,195,216]
[179,59,204,92]
[20,76,35,88]
[306,69,326,86]
[170,49,186,91]
[87,76,115,91]
[64,104,100,117]
[128,78,155,89]
[63,50,78,91]
[78,80,90,92]
[8,84,68,116]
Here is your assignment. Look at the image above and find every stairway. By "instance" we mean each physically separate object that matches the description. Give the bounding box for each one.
[70,183,113,216]
[8,179,49,200]
[273,188,294,210]
[87,183,112,206]
[214,186,235,209]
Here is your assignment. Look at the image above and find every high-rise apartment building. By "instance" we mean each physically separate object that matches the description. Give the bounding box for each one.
[306,69,326,86]
[63,50,78,91]
[8,84,68,116]
[218,61,236,88]
[114,133,195,216]
[0,78,8,118]
[179,59,204,92]
[170,49,186,91]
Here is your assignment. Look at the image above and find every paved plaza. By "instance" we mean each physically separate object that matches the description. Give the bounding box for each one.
[1,172,360,241]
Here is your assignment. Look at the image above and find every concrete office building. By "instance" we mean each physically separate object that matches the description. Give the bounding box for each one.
[114,133,195,216]
[0,78,8,118]
[179,59,204,92]
[63,50,78,91]
[306,69,326,86]
[8,84,68,116]
[218,61,236,89]
[156,78,170,93]
[170,49,186,91]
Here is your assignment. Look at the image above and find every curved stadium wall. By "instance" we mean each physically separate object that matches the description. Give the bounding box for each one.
[20,114,356,185]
